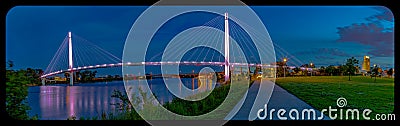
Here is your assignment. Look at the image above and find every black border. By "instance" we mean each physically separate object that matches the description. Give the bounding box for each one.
[1,0,398,125]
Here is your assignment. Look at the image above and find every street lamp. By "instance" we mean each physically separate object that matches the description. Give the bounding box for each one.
[310,62,313,76]
[283,58,287,78]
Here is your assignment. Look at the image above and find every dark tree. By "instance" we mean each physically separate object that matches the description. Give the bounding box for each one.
[372,65,379,82]
[345,57,359,81]
[325,65,335,76]
[319,66,326,76]
[79,70,97,82]
[75,71,81,82]
[64,72,70,83]
[293,67,301,76]
[274,62,286,77]
[387,68,393,78]
[337,65,346,76]
[7,60,14,68]
[6,61,38,120]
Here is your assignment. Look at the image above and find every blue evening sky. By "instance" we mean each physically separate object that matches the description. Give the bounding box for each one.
[6,6,394,76]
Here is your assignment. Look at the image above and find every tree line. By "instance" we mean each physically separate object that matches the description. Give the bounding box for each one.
[5,60,38,120]
[276,57,394,81]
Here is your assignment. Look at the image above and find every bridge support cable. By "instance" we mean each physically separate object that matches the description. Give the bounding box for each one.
[41,32,123,80]
[230,15,309,68]
[229,20,260,64]
[43,35,69,78]
[162,16,222,62]
[73,34,122,65]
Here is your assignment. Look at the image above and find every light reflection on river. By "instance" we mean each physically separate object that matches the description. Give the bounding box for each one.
[27,78,210,120]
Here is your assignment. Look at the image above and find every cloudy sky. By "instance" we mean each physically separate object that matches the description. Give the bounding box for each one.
[6,6,394,75]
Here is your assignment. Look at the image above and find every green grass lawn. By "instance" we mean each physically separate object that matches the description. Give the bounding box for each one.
[275,76,394,120]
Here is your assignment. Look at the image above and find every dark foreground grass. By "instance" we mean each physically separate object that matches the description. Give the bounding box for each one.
[275,76,394,120]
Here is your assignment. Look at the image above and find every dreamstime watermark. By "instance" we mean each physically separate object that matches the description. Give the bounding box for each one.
[257,97,396,120]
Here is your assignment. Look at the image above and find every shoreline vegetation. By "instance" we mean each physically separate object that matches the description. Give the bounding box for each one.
[6,61,39,120]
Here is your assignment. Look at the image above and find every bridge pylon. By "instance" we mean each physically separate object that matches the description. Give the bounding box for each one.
[68,31,74,86]
[224,12,230,82]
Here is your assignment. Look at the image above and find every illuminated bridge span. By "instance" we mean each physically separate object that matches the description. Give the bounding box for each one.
[41,61,278,78]
[41,12,311,86]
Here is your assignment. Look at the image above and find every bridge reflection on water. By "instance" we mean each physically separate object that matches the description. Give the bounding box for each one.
[27,78,213,120]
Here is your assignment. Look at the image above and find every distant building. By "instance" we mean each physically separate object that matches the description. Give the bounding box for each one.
[54,76,66,81]
[361,56,370,72]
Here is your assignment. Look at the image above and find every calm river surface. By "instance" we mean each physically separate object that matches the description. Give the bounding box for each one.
[27,78,210,120]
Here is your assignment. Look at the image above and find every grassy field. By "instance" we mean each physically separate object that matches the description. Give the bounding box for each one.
[275,76,394,120]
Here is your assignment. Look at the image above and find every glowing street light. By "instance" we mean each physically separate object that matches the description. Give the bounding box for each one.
[283,57,288,78]
[310,62,313,76]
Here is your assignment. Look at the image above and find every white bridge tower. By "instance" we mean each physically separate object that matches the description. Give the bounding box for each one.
[68,31,74,86]
[224,12,230,82]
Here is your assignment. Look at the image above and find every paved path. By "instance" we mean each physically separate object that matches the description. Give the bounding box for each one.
[230,79,331,120]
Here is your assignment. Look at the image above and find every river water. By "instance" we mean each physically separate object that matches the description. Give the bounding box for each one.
[27,78,211,120]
